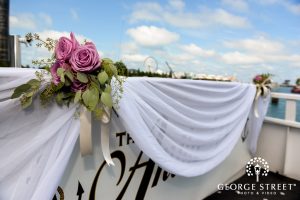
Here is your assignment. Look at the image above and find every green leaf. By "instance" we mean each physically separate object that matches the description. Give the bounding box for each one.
[55,92,64,105]
[57,68,65,83]
[111,64,118,76]
[21,96,33,109]
[102,58,115,77]
[104,85,112,93]
[25,91,34,97]
[65,70,74,82]
[57,68,64,77]
[98,71,108,84]
[77,72,89,83]
[94,107,104,119]
[64,78,71,86]
[82,87,99,111]
[11,84,32,99]
[101,92,113,108]
[74,90,82,104]
[60,73,65,83]
[27,79,40,87]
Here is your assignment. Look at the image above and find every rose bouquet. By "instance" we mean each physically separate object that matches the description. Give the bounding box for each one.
[11,33,123,118]
[253,73,272,85]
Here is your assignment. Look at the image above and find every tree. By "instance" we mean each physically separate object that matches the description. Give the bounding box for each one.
[0,0,10,67]
[296,78,300,86]
[114,61,128,76]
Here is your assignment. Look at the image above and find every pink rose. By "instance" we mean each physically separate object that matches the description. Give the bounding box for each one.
[55,32,79,62]
[254,75,263,82]
[70,42,101,72]
[50,62,61,85]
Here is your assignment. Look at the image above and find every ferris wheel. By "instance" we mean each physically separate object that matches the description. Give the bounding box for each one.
[143,56,158,72]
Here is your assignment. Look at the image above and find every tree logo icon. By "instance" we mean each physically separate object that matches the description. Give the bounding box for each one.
[245,157,269,182]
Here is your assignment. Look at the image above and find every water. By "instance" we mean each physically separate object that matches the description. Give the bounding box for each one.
[267,87,300,122]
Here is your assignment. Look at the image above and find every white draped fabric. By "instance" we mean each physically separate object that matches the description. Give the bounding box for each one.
[118,77,260,177]
[0,68,268,199]
[0,69,80,200]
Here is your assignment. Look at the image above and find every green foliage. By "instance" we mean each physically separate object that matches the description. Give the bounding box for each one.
[101,91,113,108]
[98,71,108,84]
[82,86,99,111]
[74,90,82,104]
[11,33,124,118]
[127,69,170,78]
[115,61,128,76]
[77,72,89,83]
[296,78,300,86]
[11,84,32,99]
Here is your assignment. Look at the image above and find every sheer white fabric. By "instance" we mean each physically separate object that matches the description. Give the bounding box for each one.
[0,68,80,200]
[0,69,268,199]
[118,77,259,177]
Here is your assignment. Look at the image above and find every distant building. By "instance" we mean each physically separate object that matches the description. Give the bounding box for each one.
[282,80,291,86]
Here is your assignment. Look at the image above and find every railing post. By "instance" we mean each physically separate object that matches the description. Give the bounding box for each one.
[285,100,296,121]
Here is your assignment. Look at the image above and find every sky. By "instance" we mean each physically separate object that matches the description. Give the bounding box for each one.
[9,0,300,83]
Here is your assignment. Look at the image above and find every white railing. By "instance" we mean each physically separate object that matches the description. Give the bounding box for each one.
[258,92,300,180]
[264,92,300,128]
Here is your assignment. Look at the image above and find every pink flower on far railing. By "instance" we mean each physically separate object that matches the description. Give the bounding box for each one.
[254,75,263,82]
[55,32,79,62]
[70,42,101,73]
[50,62,61,85]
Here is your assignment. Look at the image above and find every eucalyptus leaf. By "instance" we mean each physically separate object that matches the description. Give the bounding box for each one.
[98,71,108,84]
[74,90,82,104]
[11,84,32,99]
[55,92,64,105]
[64,78,71,86]
[57,68,65,77]
[94,107,104,119]
[101,92,113,108]
[111,64,118,76]
[27,79,40,87]
[104,85,112,93]
[60,73,65,83]
[25,91,34,97]
[82,87,99,111]
[77,72,89,83]
[21,96,33,109]
[65,70,74,82]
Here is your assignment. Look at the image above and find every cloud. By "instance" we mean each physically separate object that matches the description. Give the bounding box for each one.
[121,42,139,54]
[129,2,163,23]
[10,13,52,31]
[283,1,300,15]
[213,9,250,28]
[121,53,148,63]
[257,0,300,15]
[39,13,52,26]
[221,51,263,65]
[223,37,284,53]
[126,26,180,47]
[180,43,216,57]
[221,0,248,11]
[168,0,185,10]
[10,14,37,30]
[70,8,79,20]
[129,2,250,29]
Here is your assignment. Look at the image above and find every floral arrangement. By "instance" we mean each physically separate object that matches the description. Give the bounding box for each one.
[253,73,272,117]
[253,73,272,85]
[11,33,123,118]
